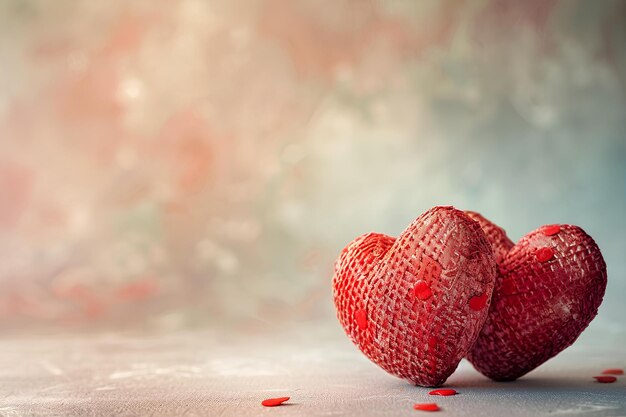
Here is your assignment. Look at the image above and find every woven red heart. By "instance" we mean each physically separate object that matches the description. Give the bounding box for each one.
[332,206,497,386]
[465,212,607,381]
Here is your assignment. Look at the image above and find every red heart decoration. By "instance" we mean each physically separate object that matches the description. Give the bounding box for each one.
[465,212,607,381]
[332,206,497,386]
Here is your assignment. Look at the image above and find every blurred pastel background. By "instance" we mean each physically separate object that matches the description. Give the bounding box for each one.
[2,2,626,415]
[1,0,625,335]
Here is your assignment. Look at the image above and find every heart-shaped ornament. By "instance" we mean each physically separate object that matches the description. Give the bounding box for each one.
[332,206,497,386]
[465,212,607,381]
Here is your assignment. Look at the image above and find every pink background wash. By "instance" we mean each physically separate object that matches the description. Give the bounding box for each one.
[0,0,624,331]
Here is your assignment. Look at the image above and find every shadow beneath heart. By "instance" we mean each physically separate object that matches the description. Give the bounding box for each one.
[446,373,622,392]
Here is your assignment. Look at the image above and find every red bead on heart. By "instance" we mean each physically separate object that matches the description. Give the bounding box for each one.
[413,281,433,300]
[535,247,555,262]
[469,293,488,311]
[542,225,561,236]
[355,309,368,330]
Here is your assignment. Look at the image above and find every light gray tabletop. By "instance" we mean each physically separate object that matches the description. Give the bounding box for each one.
[0,322,623,417]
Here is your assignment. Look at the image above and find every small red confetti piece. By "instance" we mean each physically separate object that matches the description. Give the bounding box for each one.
[413,403,439,411]
[536,247,555,262]
[414,281,433,300]
[602,368,624,375]
[355,309,368,330]
[543,225,561,236]
[469,293,488,311]
[261,397,290,407]
[429,389,457,396]
[593,376,617,383]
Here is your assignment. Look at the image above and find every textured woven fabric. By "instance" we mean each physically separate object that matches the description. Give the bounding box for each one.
[332,206,496,386]
[465,212,514,265]
[467,214,607,381]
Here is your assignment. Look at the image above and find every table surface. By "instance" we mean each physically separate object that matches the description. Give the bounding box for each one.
[0,323,624,417]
